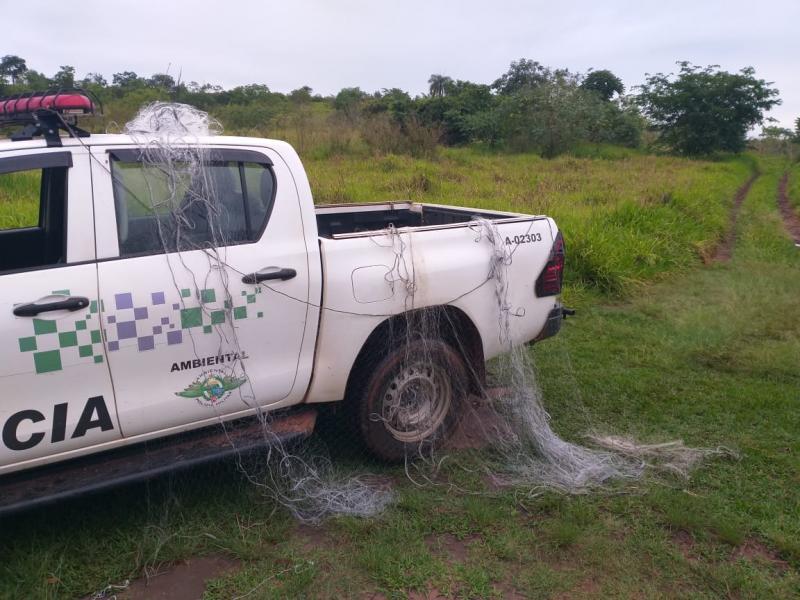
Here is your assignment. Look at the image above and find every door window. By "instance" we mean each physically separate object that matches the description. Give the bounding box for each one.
[0,152,72,273]
[110,155,275,257]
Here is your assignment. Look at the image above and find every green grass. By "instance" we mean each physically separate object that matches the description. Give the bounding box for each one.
[789,162,800,210]
[1,153,798,598]
[0,170,39,229]
[305,148,752,298]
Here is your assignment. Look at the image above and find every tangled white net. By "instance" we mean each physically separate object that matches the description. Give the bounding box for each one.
[118,102,394,523]
[124,102,223,138]
[117,103,730,523]
[443,219,731,493]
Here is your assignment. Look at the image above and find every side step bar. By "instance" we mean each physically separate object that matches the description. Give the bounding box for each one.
[0,408,317,517]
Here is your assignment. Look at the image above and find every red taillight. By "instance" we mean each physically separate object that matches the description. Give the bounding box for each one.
[535,231,565,297]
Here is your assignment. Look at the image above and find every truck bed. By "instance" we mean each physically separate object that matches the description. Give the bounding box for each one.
[315,201,531,238]
[306,202,560,405]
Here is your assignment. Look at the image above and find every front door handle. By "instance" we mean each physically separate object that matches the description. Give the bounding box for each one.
[242,267,297,284]
[13,296,90,317]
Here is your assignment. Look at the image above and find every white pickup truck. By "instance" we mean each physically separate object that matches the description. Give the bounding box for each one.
[0,93,564,512]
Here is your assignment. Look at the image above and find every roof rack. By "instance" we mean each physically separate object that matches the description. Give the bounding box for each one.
[0,88,101,147]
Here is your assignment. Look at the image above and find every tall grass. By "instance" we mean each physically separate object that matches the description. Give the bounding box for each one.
[305,149,753,297]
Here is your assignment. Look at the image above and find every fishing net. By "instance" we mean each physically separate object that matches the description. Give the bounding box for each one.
[118,102,394,523]
[117,102,729,523]
[381,218,731,495]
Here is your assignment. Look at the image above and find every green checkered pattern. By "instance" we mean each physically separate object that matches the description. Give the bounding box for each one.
[19,286,268,374]
[178,287,265,334]
[18,290,105,374]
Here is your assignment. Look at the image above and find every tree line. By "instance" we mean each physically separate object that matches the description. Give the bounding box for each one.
[0,54,793,158]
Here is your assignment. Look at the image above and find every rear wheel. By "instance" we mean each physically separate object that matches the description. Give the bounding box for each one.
[353,338,468,462]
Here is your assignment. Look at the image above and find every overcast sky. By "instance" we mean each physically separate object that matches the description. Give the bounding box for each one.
[4,0,798,129]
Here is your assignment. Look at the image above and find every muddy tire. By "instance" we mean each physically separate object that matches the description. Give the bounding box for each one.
[352,338,468,462]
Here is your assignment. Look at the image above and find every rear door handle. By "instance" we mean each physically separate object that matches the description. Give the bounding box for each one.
[13,296,90,317]
[241,267,297,284]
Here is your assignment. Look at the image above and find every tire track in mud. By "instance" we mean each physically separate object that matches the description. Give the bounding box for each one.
[713,173,759,262]
[776,171,800,247]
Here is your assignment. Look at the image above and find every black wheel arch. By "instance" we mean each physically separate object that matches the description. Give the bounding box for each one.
[344,305,486,405]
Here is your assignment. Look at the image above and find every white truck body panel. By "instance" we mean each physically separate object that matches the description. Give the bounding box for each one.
[0,147,119,468]
[306,216,557,404]
[88,143,318,438]
[0,134,560,476]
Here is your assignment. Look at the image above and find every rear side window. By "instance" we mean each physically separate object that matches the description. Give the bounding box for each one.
[110,155,275,257]
[0,152,71,273]
[0,169,41,230]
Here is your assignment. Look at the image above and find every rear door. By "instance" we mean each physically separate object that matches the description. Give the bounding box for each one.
[0,147,119,471]
[91,145,312,437]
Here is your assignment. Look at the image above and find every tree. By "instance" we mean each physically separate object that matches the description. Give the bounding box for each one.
[80,72,107,87]
[493,72,598,157]
[581,69,624,101]
[636,62,781,155]
[418,80,495,145]
[228,84,270,103]
[757,125,796,156]
[428,74,453,98]
[795,117,800,143]
[760,126,793,141]
[364,88,413,123]
[492,59,549,95]
[112,71,144,89]
[334,87,367,122]
[147,73,176,90]
[289,86,313,103]
[52,65,76,88]
[22,69,51,89]
[0,55,27,85]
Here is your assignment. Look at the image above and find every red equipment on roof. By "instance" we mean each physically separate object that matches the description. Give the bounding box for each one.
[0,91,95,119]
[0,89,100,147]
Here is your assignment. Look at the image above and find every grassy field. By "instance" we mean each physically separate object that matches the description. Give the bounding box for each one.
[305,148,752,298]
[0,152,798,598]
